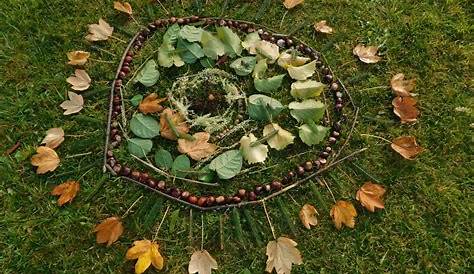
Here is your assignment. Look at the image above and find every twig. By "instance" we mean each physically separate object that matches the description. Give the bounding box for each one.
[358,85,389,92]
[155,0,170,14]
[110,35,127,43]
[122,195,143,218]
[4,141,20,155]
[201,215,204,250]
[279,10,288,29]
[262,201,276,239]
[219,215,224,250]
[318,177,336,203]
[189,209,193,242]
[360,133,391,144]
[66,152,93,158]
[331,107,359,163]
[153,205,170,241]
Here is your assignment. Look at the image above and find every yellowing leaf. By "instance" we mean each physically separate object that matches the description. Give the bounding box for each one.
[138,93,167,114]
[160,108,190,140]
[113,1,132,15]
[263,123,295,150]
[31,146,60,174]
[277,50,310,69]
[41,127,64,149]
[66,69,91,91]
[126,240,164,274]
[266,236,303,274]
[178,132,218,161]
[391,136,423,160]
[240,133,268,164]
[299,204,319,229]
[287,60,316,80]
[391,73,416,97]
[51,180,80,206]
[314,20,334,34]
[67,51,90,66]
[353,44,381,64]
[330,200,357,229]
[188,249,218,274]
[255,40,280,64]
[392,96,419,123]
[85,18,114,42]
[283,0,304,9]
[60,91,84,115]
[93,216,124,246]
[356,182,386,212]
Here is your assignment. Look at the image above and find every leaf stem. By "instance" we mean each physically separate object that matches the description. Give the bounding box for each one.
[360,133,392,144]
[153,205,170,241]
[262,201,276,239]
[121,195,143,219]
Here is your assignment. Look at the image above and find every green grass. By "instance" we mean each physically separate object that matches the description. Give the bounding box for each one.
[0,0,472,273]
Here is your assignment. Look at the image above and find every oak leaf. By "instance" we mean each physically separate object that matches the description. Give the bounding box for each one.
[356,182,386,212]
[266,236,303,274]
[41,127,64,149]
[67,51,90,66]
[314,20,334,34]
[138,93,167,114]
[178,132,218,161]
[60,91,84,115]
[283,0,304,9]
[66,69,91,91]
[160,108,190,140]
[353,44,381,64]
[113,1,132,15]
[299,204,319,229]
[31,146,60,174]
[392,96,419,123]
[391,73,416,97]
[85,18,114,42]
[391,136,423,160]
[93,216,124,246]
[51,180,80,206]
[188,249,218,274]
[330,200,357,229]
[126,240,164,274]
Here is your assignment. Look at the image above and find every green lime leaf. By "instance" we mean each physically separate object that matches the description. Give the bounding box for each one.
[127,138,153,158]
[230,56,256,76]
[252,59,268,79]
[290,80,325,99]
[130,113,160,138]
[200,57,216,68]
[171,154,191,177]
[158,43,185,67]
[179,25,203,42]
[163,24,180,45]
[198,165,215,183]
[216,26,242,57]
[289,100,326,123]
[242,32,261,54]
[254,74,285,93]
[247,94,284,121]
[133,60,160,87]
[287,60,316,80]
[176,38,204,64]
[154,149,173,170]
[130,95,143,107]
[298,121,329,146]
[209,150,243,179]
[201,31,225,60]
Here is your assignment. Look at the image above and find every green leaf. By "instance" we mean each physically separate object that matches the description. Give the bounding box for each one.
[242,32,261,55]
[154,149,173,170]
[230,56,256,76]
[254,74,285,93]
[200,57,216,68]
[133,60,160,87]
[176,38,204,64]
[290,80,325,99]
[252,59,268,79]
[198,165,215,183]
[247,94,284,121]
[179,25,203,42]
[130,95,143,107]
[209,150,243,179]
[289,100,326,123]
[130,113,160,138]
[255,40,279,63]
[127,138,153,158]
[217,26,242,57]
[158,43,184,68]
[298,121,329,146]
[171,154,191,177]
[287,60,316,80]
[162,24,180,45]
[201,31,225,60]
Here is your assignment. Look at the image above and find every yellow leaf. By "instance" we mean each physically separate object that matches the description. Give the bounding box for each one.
[330,200,357,229]
[67,51,90,66]
[392,96,419,123]
[314,20,334,34]
[85,18,114,42]
[299,204,319,229]
[126,240,164,274]
[138,93,166,114]
[113,1,132,15]
[51,180,80,206]
[60,91,84,115]
[240,133,268,164]
[93,217,124,246]
[160,108,190,141]
[266,236,303,274]
[188,249,218,274]
[66,69,91,91]
[391,136,423,160]
[178,132,218,161]
[391,73,416,97]
[353,44,381,64]
[283,0,304,9]
[263,123,295,150]
[31,146,60,174]
[356,182,386,212]
[41,127,64,149]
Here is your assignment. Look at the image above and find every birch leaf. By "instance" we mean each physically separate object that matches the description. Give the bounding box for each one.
[287,60,316,80]
[252,59,268,79]
[289,100,325,123]
[201,31,225,60]
[391,73,416,97]
[254,74,285,93]
[209,150,242,179]
[392,96,419,123]
[179,25,203,42]
[240,133,268,164]
[255,40,280,64]
[230,56,257,76]
[134,60,160,87]
[66,69,91,91]
[263,123,295,150]
[277,50,310,68]
[391,136,423,160]
[265,237,303,274]
[85,18,114,42]
[113,1,132,15]
[298,121,328,146]
[217,26,242,57]
[353,44,381,63]
[188,250,218,274]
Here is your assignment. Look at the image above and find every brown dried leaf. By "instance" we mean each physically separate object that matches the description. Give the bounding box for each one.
[159,108,190,141]
[314,20,334,34]
[138,93,167,114]
[391,136,423,160]
[66,69,91,91]
[330,200,357,230]
[391,73,416,97]
[113,1,132,15]
[299,204,319,229]
[85,18,114,42]
[51,180,79,206]
[283,0,304,9]
[356,182,386,212]
[266,236,303,274]
[392,96,419,123]
[178,132,217,161]
[31,146,60,174]
[60,91,84,115]
[67,51,90,66]
[353,44,381,64]
[188,249,218,274]
[93,216,124,246]
[41,127,64,149]
[126,240,164,274]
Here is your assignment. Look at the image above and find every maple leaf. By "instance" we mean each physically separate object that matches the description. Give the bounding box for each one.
[391,136,423,160]
[113,1,132,15]
[160,108,190,140]
[353,44,381,64]
[85,18,114,42]
[283,0,304,9]
[66,69,91,91]
[178,132,218,161]
[392,96,419,123]
[138,93,167,114]
[266,236,303,274]
[31,146,60,174]
[51,180,80,206]
[391,73,416,97]
[314,20,334,34]
[126,240,164,274]
[188,249,218,274]
[299,204,319,229]
[41,127,64,149]
[330,200,357,230]
[67,51,90,66]
[60,91,84,115]
[356,182,386,212]
[93,216,124,246]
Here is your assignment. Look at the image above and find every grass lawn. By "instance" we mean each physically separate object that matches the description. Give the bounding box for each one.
[0,0,472,273]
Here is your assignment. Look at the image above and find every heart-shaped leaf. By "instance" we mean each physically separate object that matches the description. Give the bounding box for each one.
[277,50,310,68]
[290,80,325,99]
[287,60,316,80]
[201,31,225,60]
[242,32,261,55]
[171,154,191,177]
[209,150,243,179]
[247,94,284,122]
[154,149,173,170]
[230,56,256,76]
[127,138,153,158]
[176,38,205,64]
[134,60,160,87]
[255,40,279,63]
[130,114,160,139]
[254,74,285,93]
[179,25,203,42]
[298,121,329,146]
[217,26,242,57]
[289,100,325,123]
[240,133,269,164]
[263,123,295,150]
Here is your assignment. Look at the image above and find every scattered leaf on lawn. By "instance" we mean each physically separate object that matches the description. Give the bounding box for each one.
[240,133,269,164]
[287,60,316,80]
[126,240,164,274]
[130,113,160,139]
[391,136,423,160]
[391,73,416,97]
[209,150,243,179]
[93,216,124,246]
[85,18,114,42]
[178,132,218,161]
[283,0,304,9]
[41,127,64,149]
[160,108,190,140]
[127,138,153,158]
[51,180,80,206]
[139,93,166,114]
[263,123,295,150]
[188,249,218,274]
[113,1,132,15]
[277,50,310,69]
[60,91,84,115]
[66,69,91,91]
[255,40,280,64]
[314,20,334,34]
[134,60,160,87]
[266,236,303,274]
[330,200,357,229]
[290,80,325,99]
[299,204,319,229]
[356,182,386,212]
[31,146,60,174]
[392,96,419,123]
[353,44,381,64]
[67,51,90,66]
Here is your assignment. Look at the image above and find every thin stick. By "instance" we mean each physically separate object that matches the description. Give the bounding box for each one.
[201,215,204,250]
[358,85,389,92]
[331,107,359,163]
[66,152,93,158]
[155,0,170,14]
[279,10,288,29]
[110,35,127,43]
[262,201,276,239]
[89,58,115,64]
[189,209,193,242]
[360,133,391,144]
[153,205,170,241]
[77,168,94,181]
[122,195,143,219]
[219,215,224,250]
[319,177,336,203]
[90,46,116,56]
